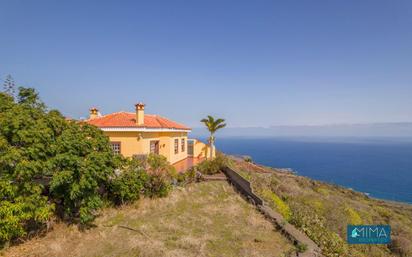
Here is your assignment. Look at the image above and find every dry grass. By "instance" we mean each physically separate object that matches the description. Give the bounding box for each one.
[2,181,293,257]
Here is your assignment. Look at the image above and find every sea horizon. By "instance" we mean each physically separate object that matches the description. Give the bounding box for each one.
[206,136,412,204]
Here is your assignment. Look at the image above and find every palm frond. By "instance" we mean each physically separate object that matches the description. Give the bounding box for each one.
[215,123,226,130]
[200,115,226,134]
[215,118,225,125]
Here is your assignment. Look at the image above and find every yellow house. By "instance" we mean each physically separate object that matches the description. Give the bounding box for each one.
[85,103,211,168]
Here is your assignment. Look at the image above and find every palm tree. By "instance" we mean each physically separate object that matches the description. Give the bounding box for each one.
[200,115,226,159]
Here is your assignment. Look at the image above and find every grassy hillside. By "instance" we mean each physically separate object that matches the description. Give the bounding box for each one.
[229,159,412,257]
[2,181,294,257]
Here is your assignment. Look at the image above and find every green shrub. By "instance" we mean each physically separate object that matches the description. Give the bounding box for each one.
[296,242,308,253]
[0,180,54,244]
[289,203,349,257]
[243,155,253,163]
[144,174,172,197]
[375,206,392,220]
[196,154,228,175]
[175,167,196,185]
[146,153,175,174]
[345,207,362,225]
[109,159,149,204]
[261,189,292,221]
[143,154,175,197]
[306,199,325,215]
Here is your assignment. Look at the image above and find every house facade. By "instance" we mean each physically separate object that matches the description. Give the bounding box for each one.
[86,103,211,165]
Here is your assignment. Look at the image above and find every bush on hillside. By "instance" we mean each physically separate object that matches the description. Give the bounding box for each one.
[110,154,196,201]
[196,154,228,175]
[243,155,253,163]
[289,202,349,257]
[345,207,362,225]
[142,154,176,197]
[175,167,196,185]
[108,159,149,204]
[0,180,54,245]
[260,189,292,221]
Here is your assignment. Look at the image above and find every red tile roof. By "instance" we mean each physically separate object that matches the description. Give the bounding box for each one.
[85,112,190,130]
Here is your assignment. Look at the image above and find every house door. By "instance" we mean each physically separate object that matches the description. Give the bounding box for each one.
[187,139,194,156]
[150,140,160,154]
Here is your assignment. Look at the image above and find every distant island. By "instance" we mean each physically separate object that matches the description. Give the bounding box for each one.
[191,122,412,138]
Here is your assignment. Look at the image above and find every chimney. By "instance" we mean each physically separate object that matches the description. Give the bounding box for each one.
[135,102,145,125]
[89,107,99,119]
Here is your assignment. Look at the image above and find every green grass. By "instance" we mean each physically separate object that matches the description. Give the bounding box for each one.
[2,182,294,257]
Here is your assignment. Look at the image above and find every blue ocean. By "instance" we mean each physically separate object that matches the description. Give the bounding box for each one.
[214,137,412,204]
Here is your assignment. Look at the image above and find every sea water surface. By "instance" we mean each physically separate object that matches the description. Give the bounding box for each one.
[213,137,412,204]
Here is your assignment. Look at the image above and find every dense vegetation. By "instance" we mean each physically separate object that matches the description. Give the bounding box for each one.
[195,153,228,175]
[230,159,412,257]
[0,87,192,247]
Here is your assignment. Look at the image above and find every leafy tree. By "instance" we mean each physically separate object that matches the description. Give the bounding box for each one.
[2,75,16,98]
[49,122,118,223]
[0,179,54,244]
[0,87,119,244]
[0,90,55,245]
[200,115,226,159]
[0,92,14,113]
[17,87,46,111]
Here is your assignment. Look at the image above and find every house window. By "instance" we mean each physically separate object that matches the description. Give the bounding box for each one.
[110,142,121,155]
[174,139,179,154]
[150,140,159,154]
[181,138,185,152]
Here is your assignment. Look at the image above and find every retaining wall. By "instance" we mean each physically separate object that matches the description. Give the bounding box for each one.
[222,166,323,257]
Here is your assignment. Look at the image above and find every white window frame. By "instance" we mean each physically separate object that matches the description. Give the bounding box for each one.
[174,138,179,154]
[181,138,185,152]
[110,142,121,155]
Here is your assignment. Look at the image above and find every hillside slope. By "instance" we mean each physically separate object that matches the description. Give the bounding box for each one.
[2,181,294,257]
[229,159,412,257]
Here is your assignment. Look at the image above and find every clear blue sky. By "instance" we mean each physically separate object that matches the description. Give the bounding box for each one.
[1,0,411,127]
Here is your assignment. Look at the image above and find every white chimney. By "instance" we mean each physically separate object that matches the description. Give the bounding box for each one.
[89,107,99,119]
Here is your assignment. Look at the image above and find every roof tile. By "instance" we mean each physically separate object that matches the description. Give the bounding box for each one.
[85,112,190,130]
